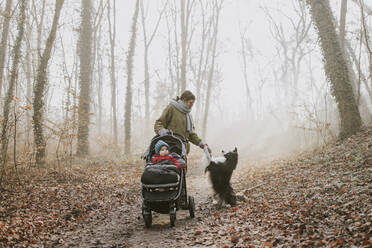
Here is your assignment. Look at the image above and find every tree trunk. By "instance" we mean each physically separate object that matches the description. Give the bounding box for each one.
[306,0,362,139]
[180,0,187,93]
[24,20,33,140]
[202,0,222,139]
[140,0,150,135]
[337,1,371,120]
[346,40,372,105]
[359,0,372,94]
[77,0,93,156]
[33,0,64,166]
[91,0,105,135]
[339,0,347,49]
[124,0,140,155]
[0,0,13,99]
[140,0,165,137]
[1,0,26,171]
[36,0,46,61]
[195,0,211,124]
[179,0,194,93]
[239,28,253,120]
[108,0,118,145]
[96,24,103,134]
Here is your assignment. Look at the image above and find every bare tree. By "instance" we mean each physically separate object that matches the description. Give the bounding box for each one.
[263,1,312,106]
[32,0,46,62]
[165,1,181,95]
[0,0,13,99]
[358,0,372,89]
[180,0,195,92]
[165,14,176,95]
[191,0,213,123]
[346,40,372,106]
[96,23,103,133]
[201,0,223,139]
[337,0,372,121]
[140,0,166,136]
[77,0,93,156]
[1,0,26,176]
[24,18,33,139]
[239,24,254,120]
[91,0,105,134]
[306,0,362,139]
[339,0,347,49]
[124,0,140,154]
[107,0,118,145]
[32,0,64,166]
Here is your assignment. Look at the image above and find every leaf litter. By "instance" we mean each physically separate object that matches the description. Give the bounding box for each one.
[0,127,371,247]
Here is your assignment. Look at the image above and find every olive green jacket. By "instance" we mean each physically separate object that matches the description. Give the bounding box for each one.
[154,104,202,153]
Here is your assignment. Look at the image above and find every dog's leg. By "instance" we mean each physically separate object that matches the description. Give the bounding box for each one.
[225,184,237,206]
[212,193,219,205]
[216,196,225,208]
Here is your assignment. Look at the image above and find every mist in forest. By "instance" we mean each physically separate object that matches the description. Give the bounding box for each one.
[0,0,371,165]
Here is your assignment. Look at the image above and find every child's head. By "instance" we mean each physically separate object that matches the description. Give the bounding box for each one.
[159,146,169,156]
[155,140,169,156]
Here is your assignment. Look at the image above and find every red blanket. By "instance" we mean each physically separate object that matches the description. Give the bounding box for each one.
[151,154,185,169]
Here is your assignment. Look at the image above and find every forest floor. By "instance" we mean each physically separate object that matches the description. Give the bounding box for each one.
[0,127,371,247]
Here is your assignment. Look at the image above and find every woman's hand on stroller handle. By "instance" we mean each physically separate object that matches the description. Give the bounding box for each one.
[158,128,169,136]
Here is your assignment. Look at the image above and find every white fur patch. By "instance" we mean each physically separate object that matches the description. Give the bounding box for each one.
[202,147,227,171]
[202,147,212,171]
[202,153,210,171]
[211,157,227,164]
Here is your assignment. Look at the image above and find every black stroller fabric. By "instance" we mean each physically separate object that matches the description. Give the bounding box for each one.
[141,164,179,185]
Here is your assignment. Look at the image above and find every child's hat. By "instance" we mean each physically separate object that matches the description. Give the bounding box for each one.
[155,140,169,154]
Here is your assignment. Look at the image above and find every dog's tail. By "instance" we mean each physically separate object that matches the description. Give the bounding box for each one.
[202,147,212,173]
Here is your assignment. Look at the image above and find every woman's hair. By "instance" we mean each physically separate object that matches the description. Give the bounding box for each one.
[179,90,195,101]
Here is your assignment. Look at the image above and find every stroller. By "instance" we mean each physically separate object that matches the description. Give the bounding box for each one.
[141,132,195,227]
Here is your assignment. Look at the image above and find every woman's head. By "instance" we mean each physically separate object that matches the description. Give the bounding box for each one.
[180,90,195,109]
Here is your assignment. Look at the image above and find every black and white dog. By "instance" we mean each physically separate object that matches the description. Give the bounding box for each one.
[204,147,238,207]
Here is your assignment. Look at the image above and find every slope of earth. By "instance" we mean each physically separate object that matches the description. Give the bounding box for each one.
[183,126,372,247]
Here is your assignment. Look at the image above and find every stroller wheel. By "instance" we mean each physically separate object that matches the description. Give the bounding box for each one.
[143,211,152,228]
[142,205,152,228]
[169,208,176,227]
[188,196,195,218]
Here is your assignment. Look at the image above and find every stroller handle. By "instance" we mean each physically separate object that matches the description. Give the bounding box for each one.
[168,130,187,143]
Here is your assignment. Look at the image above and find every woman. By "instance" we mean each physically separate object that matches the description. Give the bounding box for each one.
[154,90,211,154]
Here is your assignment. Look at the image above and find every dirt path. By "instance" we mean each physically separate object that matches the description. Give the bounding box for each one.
[49,126,372,247]
[54,165,215,248]
[125,169,214,248]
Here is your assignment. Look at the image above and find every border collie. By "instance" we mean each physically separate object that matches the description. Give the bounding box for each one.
[204,147,238,207]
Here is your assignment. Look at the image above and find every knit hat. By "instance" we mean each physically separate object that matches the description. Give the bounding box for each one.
[155,140,169,154]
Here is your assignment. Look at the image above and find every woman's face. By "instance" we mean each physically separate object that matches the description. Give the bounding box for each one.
[184,99,195,109]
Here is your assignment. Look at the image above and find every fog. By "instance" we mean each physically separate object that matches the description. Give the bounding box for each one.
[1,0,371,164]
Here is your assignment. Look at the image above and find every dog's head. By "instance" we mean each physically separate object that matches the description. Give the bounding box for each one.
[222,147,238,161]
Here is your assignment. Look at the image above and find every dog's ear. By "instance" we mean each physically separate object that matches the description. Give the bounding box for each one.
[222,150,225,155]
[234,147,237,152]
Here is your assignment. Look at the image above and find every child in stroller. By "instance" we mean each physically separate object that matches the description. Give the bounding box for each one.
[141,133,195,227]
[152,140,186,169]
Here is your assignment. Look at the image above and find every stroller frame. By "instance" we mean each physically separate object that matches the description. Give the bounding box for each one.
[141,133,195,227]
